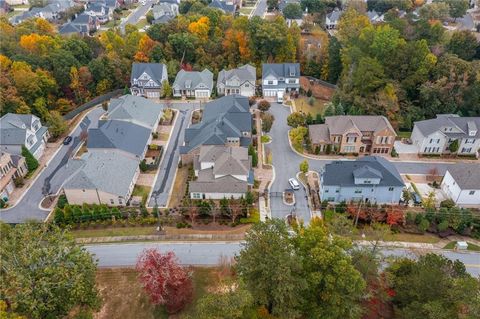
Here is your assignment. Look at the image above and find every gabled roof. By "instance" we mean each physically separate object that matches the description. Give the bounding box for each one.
[208,0,235,13]
[218,64,256,86]
[325,115,396,135]
[106,95,163,130]
[87,119,150,158]
[326,9,342,23]
[446,163,480,190]
[308,124,330,144]
[414,114,480,139]
[323,156,404,187]
[59,22,82,34]
[0,114,38,145]
[180,95,251,154]
[262,63,300,79]
[64,149,139,197]
[197,146,250,176]
[130,63,167,85]
[172,69,213,91]
[73,13,95,24]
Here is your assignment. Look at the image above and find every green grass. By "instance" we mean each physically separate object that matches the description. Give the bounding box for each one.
[261,135,271,143]
[132,185,151,205]
[443,241,480,251]
[397,131,412,138]
[294,96,328,117]
[353,232,441,244]
[71,226,157,238]
[240,8,253,15]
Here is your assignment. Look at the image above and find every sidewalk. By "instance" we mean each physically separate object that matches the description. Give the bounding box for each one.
[76,233,245,244]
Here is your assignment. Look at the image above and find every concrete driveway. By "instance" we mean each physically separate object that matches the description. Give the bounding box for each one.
[0,108,105,223]
[148,102,197,208]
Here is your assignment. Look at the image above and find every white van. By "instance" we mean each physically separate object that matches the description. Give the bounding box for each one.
[289,178,300,190]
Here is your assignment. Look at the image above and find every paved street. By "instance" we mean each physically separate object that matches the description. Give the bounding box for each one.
[85,241,480,276]
[120,0,154,33]
[250,0,267,18]
[266,103,456,223]
[148,102,197,208]
[0,108,105,223]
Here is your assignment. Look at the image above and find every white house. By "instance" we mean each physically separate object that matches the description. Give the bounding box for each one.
[130,63,168,99]
[441,163,480,206]
[217,64,256,97]
[411,114,480,157]
[172,69,213,99]
[262,63,300,101]
[0,113,49,160]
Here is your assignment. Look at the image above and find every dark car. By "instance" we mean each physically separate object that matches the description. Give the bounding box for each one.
[63,136,72,145]
[411,192,422,206]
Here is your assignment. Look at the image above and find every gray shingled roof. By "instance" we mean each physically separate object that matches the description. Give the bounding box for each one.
[190,173,248,194]
[323,156,404,187]
[208,0,235,13]
[1,114,39,145]
[107,95,163,129]
[172,69,213,91]
[446,163,480,189]
[262,63,300,80]
[64,149,139,197]
[130,63,167,86]
[325,115,396,136]
[87,119,150,158]
[414,114,480,139]
[197,146,250,176]
[217,64,256,87]
[180,95,251,154]
[59,22,82,34]
[326,9,342,23]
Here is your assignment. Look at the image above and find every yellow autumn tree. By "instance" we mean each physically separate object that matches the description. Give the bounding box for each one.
[19,33,56,55]
[134,34,156,62]
[34,17,55,35]
[188,16,210,41]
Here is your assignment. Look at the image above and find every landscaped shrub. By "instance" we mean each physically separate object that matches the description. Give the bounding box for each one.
[440,199,455,209]
[139,160,148,172]
[21,145,39,173]
[57,194,68,209]
[257,100,271,112]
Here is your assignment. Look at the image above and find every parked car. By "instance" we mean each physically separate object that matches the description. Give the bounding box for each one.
[411,192,422,206]
[289,178,300,190]
[63,136,72,145]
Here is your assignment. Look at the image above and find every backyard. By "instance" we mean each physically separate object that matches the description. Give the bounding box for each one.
[294,96,328,117]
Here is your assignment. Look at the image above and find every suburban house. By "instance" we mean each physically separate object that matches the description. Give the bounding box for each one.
[0,113,49,160]
[85,1,111,24]
[130,63,168,98]
[0,0,11,15]
[411,114,480,156]
[63,150,140,206]
[180,95,252,163]
[152,0,178,24]
[217,64,256,97]
[208,0,236,14]
[0,152,28,201]
[308,115,396,155]
[441,164,480,206]
[59,13,100,35]
[104,94,163,132]
[11,0,75,24]
[87,119,152,160]
[62,96,163,206]
[367,10,384,23]
[172,69,214,99]
[262,63,300,101]
[320,156,405,204]
[325,9,342,29]
[190,145,253,200]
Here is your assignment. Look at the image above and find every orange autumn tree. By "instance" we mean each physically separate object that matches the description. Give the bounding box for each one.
[188,16,210,42]
[134,34,157,62]
[19,33,57,56]
[223,28,252,65]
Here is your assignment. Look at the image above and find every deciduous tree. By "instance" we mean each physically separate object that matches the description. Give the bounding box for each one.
[136,249,193,314]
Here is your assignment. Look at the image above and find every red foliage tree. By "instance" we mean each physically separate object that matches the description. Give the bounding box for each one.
[136,249,193,313]
[386,209,405,226]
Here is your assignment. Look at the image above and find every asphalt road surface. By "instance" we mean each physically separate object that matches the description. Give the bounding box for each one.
[251,0,267,18]
[266,103,455,224]
[85,241,480,276]
[0,108,105,223]
[120,0,155,33]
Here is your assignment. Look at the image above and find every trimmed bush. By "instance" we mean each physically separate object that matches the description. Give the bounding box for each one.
[21,145,39,173]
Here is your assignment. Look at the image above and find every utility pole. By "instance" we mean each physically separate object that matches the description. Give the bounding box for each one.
[354,200,363,227]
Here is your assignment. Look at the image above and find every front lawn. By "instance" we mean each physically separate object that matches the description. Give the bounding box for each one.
[132,185,151,205]
[294,96,328,117]
[397,131,412,139]
[71,226,158,238]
